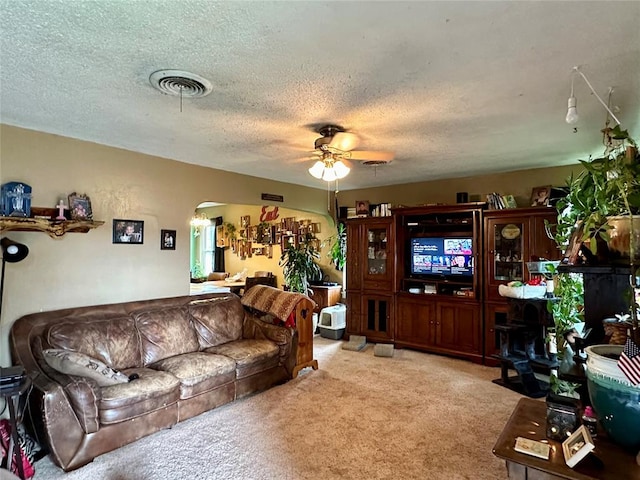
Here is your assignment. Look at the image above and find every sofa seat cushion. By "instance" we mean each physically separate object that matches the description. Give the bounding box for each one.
[151,352,236,399]
[99,367,180,425]
[205,339,280,379]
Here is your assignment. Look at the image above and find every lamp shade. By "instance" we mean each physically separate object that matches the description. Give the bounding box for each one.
[333,160,350,179]
[1,237,29,263]
[308,161,325,179]
[322,167,338,182]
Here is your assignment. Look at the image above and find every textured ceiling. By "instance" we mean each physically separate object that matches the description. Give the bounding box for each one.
[1,1,639,190]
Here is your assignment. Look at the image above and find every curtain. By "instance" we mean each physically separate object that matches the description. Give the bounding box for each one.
[213,216,225,273]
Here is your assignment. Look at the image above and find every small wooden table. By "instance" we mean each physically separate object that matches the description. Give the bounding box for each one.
[0,376,32,480]
[493,398,639,480]
[208,280,245,295]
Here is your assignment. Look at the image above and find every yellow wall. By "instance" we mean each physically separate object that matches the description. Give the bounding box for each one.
[196,204,342,288]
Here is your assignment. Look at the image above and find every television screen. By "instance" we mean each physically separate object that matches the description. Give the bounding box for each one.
[410,237,473,276]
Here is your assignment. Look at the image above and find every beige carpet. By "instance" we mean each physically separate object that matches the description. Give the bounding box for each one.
[33,337,525,479]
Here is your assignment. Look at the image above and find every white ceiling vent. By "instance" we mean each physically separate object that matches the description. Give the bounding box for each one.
[362,160,392,166]
[149,70,212,98]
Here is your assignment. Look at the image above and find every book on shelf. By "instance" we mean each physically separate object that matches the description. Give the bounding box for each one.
[486,193,517,210]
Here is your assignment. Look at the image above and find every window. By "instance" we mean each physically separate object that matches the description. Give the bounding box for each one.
[202,224,216,275]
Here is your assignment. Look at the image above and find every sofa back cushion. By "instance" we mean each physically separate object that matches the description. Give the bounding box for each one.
[47,316,141,370]
[189,296,244,349]
[134,306,199,365]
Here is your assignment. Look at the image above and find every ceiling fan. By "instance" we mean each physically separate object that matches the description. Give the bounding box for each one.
[307,125,394,181]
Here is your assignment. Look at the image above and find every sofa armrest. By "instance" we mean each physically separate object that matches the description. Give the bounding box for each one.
[38,369,101,434]
[29,372,100,470]
[243,314,294,365]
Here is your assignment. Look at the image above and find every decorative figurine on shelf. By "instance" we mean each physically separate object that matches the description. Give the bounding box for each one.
[55,199,68,220]
[1,182,32,217]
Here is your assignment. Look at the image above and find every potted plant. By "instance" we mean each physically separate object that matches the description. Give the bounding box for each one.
[279,237,322,295]
[323,222,346,271]
[556,125,639,262]
[551,125,640,449]
[554,125,639,332]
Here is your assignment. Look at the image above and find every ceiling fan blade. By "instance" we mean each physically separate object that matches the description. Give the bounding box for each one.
[349,150,395,162]
[329,132,360,152]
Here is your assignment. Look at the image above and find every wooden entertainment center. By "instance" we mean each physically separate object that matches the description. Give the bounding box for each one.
[345,204,560,364]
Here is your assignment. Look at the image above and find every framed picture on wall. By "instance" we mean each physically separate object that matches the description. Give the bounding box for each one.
[113,219,144,244]
[68,192,93,220]
[161,229,176,250]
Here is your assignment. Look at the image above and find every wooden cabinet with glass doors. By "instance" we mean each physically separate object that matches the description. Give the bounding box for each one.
[483,207,560,364]
[345,217,394,343]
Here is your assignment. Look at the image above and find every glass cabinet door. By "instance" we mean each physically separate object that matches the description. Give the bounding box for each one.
[492,222,525,282]
[366,227,388,276]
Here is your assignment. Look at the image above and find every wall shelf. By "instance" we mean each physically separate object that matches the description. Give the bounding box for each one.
[0,216,105,238]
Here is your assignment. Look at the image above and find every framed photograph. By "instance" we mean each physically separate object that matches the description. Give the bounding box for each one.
[68,192,93,220]
[240,215,250,228]
[216,224,226,248]
[530,185,551,207]
[113,219,144,244]
[161,229,176,250]
[356,200,370,216]
[562,425,595,468]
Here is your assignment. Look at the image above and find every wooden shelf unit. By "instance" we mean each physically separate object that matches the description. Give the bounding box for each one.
[393,204,483,362]
[483,207,561,366]
[0,216,104,238]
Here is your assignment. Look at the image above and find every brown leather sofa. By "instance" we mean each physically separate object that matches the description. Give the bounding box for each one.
[9,293,300,472]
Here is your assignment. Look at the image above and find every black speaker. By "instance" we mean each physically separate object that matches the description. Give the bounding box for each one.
[456,192,469,203]
[546,393,580,441]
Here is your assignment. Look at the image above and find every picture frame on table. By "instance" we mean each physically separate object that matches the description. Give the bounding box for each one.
[113,219,144,244]
[356,200,370,216]
[68,192,93,220]
[161,229,176,250]
[562,425,595,468]
[530,185,551,207]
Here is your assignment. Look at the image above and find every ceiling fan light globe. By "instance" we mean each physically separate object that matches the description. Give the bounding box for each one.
[333,160,350,179]
[308,161,325,179]
[322,168,338,182]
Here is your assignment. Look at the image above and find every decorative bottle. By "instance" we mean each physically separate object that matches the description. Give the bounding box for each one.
[582,406,598,437]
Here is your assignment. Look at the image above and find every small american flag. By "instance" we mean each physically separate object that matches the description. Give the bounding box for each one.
[618,335,640,386]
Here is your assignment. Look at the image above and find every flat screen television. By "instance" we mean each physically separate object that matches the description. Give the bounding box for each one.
[409,237,473,277]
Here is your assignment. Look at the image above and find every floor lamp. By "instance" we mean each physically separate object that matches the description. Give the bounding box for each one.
[0,237,29,321]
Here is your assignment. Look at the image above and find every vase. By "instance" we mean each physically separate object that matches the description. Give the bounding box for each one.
[606,215,640,262]
[585,344,640,450]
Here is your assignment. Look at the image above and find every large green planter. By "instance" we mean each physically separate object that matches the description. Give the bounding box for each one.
[585,344,640,450]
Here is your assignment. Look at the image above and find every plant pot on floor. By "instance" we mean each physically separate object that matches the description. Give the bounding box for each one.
[585,344,640,450]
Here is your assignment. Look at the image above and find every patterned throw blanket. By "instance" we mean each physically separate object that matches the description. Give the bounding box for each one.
[241,285,313,326]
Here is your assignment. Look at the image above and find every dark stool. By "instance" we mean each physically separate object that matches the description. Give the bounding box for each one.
[1,375,32,480]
